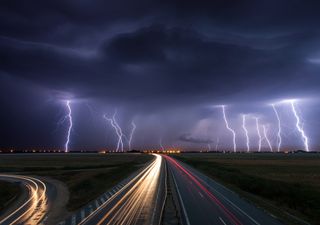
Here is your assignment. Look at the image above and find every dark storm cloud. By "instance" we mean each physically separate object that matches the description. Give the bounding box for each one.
[1,0,320,149]
[1,24,319,105]
[179,133,213,144]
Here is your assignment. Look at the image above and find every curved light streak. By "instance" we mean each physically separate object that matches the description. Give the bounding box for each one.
[0,174,48,224]
[80,154,163,225]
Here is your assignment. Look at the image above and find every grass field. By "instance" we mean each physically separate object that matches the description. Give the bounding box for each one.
[174,153,320,225]
[0,153,154,211]
[0,181,20,213]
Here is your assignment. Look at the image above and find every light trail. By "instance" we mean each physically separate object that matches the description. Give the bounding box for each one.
[242,114,250,152]
[80,154,164,225]
[103,110,124,152]
[262,125,273,152]
[65,100,72,152]
[128,121,136,151]
[255,118,262,152]
[164,155,243,225]
[272,104,282,152]
[221,105,237,152]
[0,175,48,225]
[288,100,310,152]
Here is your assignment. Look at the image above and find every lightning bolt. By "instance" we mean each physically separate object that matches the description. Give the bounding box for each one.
[262,125,273,152]
[272,104,282,152]
[128,121,136,151]
[159,138,165,151]
[103,110,124,152]
[221,105,237,152]
[64,100,72,153]
[242,114,250,152]
[255,117,262,152]
[215,137,219,151]
[288,100,310,152]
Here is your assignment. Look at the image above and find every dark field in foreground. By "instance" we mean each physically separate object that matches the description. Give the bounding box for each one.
[174,153,320,225]
[0,181,20,213]
[0,153,153,211]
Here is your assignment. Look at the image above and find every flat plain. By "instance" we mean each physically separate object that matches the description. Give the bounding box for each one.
[0,153,153,211]
[174,153,320,225]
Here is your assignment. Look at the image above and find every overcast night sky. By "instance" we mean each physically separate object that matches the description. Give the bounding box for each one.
[1,0,320,151]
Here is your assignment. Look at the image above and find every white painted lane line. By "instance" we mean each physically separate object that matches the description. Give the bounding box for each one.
[88,205,93,214]
[219,217,227,225]
[80,210,85,221]
[170,167,191,225]
[71,215,76,225]
[198,191,204,198]
[192,169,261,225]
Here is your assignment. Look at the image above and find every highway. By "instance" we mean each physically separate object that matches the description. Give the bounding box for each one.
[0,174,49,225]
[165,155,283,225]
[79,154,166,225]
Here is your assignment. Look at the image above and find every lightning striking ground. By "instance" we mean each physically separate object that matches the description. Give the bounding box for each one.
[215,137,219,151]
[64,100,72,153]
[242,114,250,152]
[272,104,282,152]
[128,121,136,151]
[221,105,237,152]
[159,138,165,151]
[288,100,310,152]
[262,125,273,152]
[255,117,262,152]
[103,110,124,152]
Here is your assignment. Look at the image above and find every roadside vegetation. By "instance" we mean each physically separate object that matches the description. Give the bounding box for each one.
[0,181,20,213]
[0,153,153,211]
[174,153,320,225]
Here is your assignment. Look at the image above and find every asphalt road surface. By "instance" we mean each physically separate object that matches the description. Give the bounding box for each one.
[164,155,283,225]
[0,174,51,225]
[79,154,166,225]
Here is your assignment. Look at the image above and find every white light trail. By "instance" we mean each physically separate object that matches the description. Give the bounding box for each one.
[65,100,72,153]
[272,104,282,152]
[242,114,250,152]
[262,125,273,152]
[104,110,124,152]
[128,121,136,151]
[221,105,237,152]
[289,100,310,152]
[255,117,262,152]
[0,174,48,224]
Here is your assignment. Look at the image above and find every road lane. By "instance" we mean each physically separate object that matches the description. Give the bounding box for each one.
[0,174,49,225]
[80,154,166,225]
[165,155,283,225]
